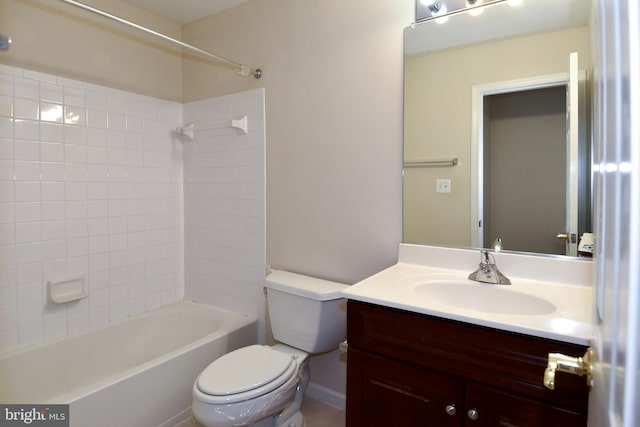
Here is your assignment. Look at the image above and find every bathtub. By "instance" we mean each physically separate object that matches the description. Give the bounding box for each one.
[0,301,257,427]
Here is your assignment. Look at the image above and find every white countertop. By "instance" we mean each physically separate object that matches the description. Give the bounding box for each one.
[343,245,593,346]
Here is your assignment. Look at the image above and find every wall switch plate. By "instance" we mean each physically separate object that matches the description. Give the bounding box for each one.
[436,179,451,193]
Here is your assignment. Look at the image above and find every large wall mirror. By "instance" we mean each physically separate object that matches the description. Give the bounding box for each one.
[403,0,593,257]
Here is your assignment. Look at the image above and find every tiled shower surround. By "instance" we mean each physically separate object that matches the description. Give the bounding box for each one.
[182,90,267,340]
[0,64,266,352]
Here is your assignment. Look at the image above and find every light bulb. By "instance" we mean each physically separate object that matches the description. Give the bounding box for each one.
[467,0,484,16]
[433,3,449,23]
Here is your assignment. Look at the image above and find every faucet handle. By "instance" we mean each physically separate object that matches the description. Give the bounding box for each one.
[480,249,493,265]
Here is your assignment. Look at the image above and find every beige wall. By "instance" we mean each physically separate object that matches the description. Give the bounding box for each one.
[181,1,410,286]
[0,0,183,101]
[404,26,591,247]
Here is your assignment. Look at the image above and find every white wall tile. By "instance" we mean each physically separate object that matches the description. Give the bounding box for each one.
[0,206,16,229]
[0,160,13,181]
[41,182,64,201]
[64,87,86,107]
[39,102,63,123]
[42,240,65,261]
[15,222,41,244]
[183,89,266,339]
[22,70,55,84]
[18,301,43,326]
[0,95,12,118]
[63,125,85,145]
[18,322,43,347]
[0,223,15,244]
[14,99,39,121]
[14,182,40,202]
[17,282,43,306]
[15,202,40,222]
[89,305,109,328]
[0,288,17,310]
[14,77,39,99]
[65,182,87,201]
[42,259,66,279]
[0,117,13,139]
[41,142,64,162]
[0,328,18,352]
[14,119,39,140]
[14,161,40,181]
[40,122,64,143]
[64,143,86,163]
[0,66,184,351]
[40,162,63,182]
[88,217,108,236]
[67,309,89,335]
[0,138,13,160]
[15,242,42,264]
[44,313,68,340]
[64,106,86,126]
[0,75,13,97]
[40,82,64,104]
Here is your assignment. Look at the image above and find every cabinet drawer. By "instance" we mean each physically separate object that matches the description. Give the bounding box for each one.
[347,300,589,412]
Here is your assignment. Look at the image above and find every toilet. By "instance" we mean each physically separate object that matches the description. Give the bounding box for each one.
[192,270,348,427]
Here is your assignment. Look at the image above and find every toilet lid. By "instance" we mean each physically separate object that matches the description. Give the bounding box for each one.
[196,345,297,403]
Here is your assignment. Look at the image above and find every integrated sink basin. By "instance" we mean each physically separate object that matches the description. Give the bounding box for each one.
[342,245,593,345]
[413,280,557,316]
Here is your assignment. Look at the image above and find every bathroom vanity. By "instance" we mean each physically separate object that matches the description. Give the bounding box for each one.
[343,244,593,426]
[346,300,589,426]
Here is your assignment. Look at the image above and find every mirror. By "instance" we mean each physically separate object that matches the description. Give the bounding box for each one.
[403,0,593,257]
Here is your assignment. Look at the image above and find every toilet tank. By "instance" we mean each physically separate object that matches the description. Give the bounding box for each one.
[265,270,349,353]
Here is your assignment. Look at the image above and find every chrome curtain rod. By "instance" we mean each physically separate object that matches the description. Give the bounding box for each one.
[60,0,262,79]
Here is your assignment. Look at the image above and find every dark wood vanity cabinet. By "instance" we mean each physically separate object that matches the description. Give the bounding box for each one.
[346,300,590,427]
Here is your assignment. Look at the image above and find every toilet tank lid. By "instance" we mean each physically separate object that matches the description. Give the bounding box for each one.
[265,270,349,301]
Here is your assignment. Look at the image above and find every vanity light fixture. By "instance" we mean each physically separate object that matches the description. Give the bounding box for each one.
[415,0,522,24]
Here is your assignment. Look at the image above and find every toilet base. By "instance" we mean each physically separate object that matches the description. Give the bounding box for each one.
[251,411,303,427]
[275,411,304,427]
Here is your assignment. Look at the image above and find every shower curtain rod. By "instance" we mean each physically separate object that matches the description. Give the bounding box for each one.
[60,0,262,79]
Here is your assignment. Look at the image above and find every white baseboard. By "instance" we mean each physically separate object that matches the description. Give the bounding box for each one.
[304,382,346,410]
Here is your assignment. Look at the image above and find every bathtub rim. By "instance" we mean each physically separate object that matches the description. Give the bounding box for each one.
[0,300,258,404]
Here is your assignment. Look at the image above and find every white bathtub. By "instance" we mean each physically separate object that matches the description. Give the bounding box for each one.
[0,301,257,427]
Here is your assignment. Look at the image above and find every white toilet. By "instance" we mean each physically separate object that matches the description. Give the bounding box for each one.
[192,270,348,427]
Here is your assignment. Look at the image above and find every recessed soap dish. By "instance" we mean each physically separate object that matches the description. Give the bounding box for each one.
[48,275,88,304]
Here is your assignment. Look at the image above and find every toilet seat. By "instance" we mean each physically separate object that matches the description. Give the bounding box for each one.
[196,345,297,404]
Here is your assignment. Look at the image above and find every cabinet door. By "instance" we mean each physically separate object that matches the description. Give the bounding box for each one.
[464,383,587,427]
[347,348,463,427]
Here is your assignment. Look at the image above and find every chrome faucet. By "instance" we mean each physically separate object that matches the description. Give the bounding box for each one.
[468,249,511,285]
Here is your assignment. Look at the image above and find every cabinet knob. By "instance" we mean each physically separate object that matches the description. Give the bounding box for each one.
[444,404,456,416]
[467,408,479,421]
